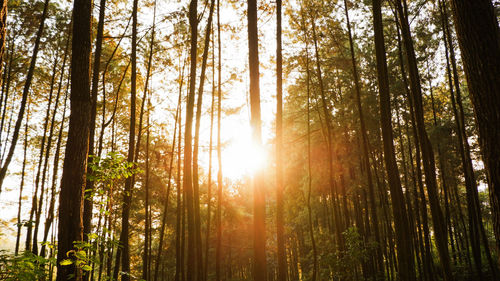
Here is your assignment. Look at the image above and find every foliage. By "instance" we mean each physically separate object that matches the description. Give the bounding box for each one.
[59,239,98,273]
[0,249,55,281]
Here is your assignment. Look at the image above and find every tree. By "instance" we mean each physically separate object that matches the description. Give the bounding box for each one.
[394,0,453,279]
[0,0,6,75]
[215,0,223,279]
[0,0,50,193]
[117,0,139,278]
[83,0,108,259]
[247,0,267,280]
[371,0,416,280]
[184,0,199,280]
[275,1,287,280]
[449,0,500,264]
[55,0,92,279]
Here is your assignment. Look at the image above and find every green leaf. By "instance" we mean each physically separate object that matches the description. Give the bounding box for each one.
[60,259,73,266]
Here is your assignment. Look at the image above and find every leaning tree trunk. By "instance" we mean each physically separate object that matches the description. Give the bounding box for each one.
[0,0,50,194]
[395,0,453,279]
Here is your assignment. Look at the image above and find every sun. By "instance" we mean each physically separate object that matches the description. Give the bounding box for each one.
[221,135,267,180]
[198,117,269,182]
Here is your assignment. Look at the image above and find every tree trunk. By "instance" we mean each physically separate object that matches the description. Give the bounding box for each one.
[154,59,183,281]
[184,0,199,279]
[82,0,107,264]
[344,0,384,276]
[118,0,138,278]
[192,1,215,277]
[15,101,29,256]
[449,0,500,267]
[0,0,7,75]
[371,0,416,280]
[32,52,60,255]
[55,0,92,278]
[300,10,318,279]
[310,16,343,248]
[247,0,267,280]
[204,30,216,280]
[394,1,453,279]
[275,1,287,280]
[215,0,223,278]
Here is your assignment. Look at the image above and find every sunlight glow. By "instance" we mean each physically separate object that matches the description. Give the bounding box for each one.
[221,134,267,180]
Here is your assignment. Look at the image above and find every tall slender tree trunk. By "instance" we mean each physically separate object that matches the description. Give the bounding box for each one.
[204,30,216,280]
[247,0,267,280]
[310,17,343,247]
[300,11,317,279]
[192,1,215,277]
[395,1,453,279]
[32,53,60,255]
[184,0,199,279]
[154,62,183,281]
[344,0,384,276]
[0,0,7,76]
[137,4,156,279]
[55,0,92,278]
[118,0,139,278]
[83,0,107,264]
[15,101,30,256]
[275,1,287,280]
[175,54,185,281]
[215,0,223,279]
[143,102,151,281]
[395,22,435,281]
[371,1,416,280]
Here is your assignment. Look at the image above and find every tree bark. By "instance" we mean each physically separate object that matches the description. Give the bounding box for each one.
[394,0,453,279]
[344,0,384,276]
[215,0,223,278]
[118,0,139,278]
[82,0,107,262]
[449,0,500,266]
[300,9,318,279]
[0,0,7,76]
[371,0,416,280]
[15,101,29,256]
[247,0,267,280]
[184,0,199,280]
[275,1,287,280]
[192,1,215,277]
[55,0,92,278]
